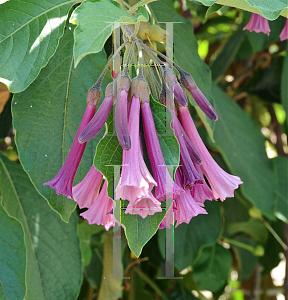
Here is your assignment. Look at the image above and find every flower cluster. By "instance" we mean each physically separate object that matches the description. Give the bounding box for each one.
[44,33,242,230]
[244,13,288,41]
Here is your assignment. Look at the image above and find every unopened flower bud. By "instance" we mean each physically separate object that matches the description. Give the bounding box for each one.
[178,69,197,91]
[166,67,188,107]
[87,85,102,107]
[138,22,151,40]
[150,25,168,43]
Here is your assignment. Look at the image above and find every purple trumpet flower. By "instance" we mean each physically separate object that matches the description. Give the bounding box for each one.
[141,101,183,201]
[115,95,161,217]
[44,93,100,197]
[243,13,270,36]
[178,106,243,201]
[115,76,131,150]
[80,181,114,231]
[72,165,103,209]
[178,70,218,121]
[174,169,207,227]
[79,83,114,144]
[280,19,288,41]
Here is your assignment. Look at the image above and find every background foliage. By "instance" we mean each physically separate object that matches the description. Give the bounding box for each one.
[0,0,287,299]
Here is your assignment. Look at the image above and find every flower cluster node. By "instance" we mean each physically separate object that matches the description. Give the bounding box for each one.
[44,36,242,230]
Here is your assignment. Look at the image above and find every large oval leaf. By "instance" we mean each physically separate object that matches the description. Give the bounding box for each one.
[0,0,78,93]
[0,201,26,300]
[12,27,111,221]
[0,153,82,300]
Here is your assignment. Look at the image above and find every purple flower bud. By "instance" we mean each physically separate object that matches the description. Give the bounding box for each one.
[243,13,270,36]
[179,70,218,121]
[79,83,114,144]
[166,67,188,107]
[115,76,131,150]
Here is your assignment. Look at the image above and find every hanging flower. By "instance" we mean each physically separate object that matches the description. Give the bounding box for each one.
[71,165,103,209]
[243,13,271,36]
[178,106,243,201]
[80,181,114,231]
[44,87,102,197]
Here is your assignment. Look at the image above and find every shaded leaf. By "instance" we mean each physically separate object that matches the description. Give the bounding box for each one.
[281,41,288,117]
[12,27,110,222]
[0,153,82,300]
[192,244,232,293]
[212,83,277,219]
[0,0,77,93]
[0,202,26,300]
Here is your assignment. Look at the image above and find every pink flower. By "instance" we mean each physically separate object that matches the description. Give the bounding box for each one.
[280,18,288,41]
[78,83,114,144]
[243,13,270,36]
[44,101,97,197]
[115,95,161,216]
[174,169,207,226]
[141,101,183,201]
[80,181,114,231]
[178,106,243,201]
[72,166,103,209]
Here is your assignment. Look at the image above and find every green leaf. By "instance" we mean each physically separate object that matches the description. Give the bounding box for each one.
[0,202,26,300]
[0,0,77,93]
[281,42,288,117]
[0,153,82,300]
[205,4,223,17]
[70,0,149,67]
[121,210,168,257]
[12,27,110,222]
[210,29,245,81]
[273,156,288,223]
[158,201,222,271]
[192,244,232,293]
[189,0,288,20]
[78,221,104,266]
[212,83,277,219]
[150,0,216,141]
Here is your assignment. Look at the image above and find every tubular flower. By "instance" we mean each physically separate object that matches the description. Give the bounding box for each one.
[174,170,207,227]
[178,106,243,201]
[44,87,101,197]
[80,181,114,231]
[115,75,131,150]
[72,166,103,209]
[280,19,288,41]
[79,83,114,144]
[243,13,271,36]
[141,101,183,201]
[115,92,161,216]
